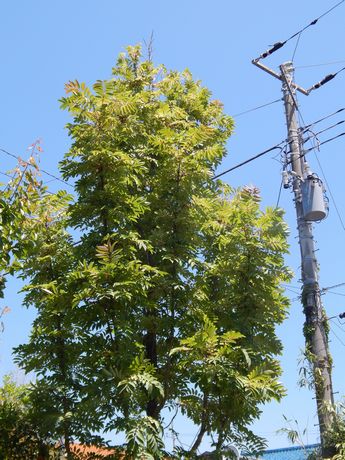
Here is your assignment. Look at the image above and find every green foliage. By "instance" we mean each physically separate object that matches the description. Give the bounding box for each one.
[323,402,345,460]
[125,416,164,460]
[12,45,292,458]
[0,375,58,459]
[0,151,44,294]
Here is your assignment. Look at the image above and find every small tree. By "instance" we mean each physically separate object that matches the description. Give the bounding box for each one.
[0,375,51,459]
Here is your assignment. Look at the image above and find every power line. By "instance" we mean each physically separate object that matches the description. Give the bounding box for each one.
[254,0,345,61]
[284,287,301,296]
[211,120,344,185]
[0,148,73,188]
[212,142,284,180]
[286,0,345,41]
[275,178,283,208]
[294,98,345,235]
[330,321,345,347]
[282,283,302,289]
[233,98,282,118]
[301,108,345,132]
[296,60,345,69]
[326,291,345,297]
[277,99,345,236]
[304,132,345,154]
[308,66,345,93]
[0,166,73,199]
[313,149,345,233]
[286,131,345,164]
[0,171,13,179]
[332,319,345,332]
[291,32,302,62]
[305,120,345,141]
[322,282,345,292]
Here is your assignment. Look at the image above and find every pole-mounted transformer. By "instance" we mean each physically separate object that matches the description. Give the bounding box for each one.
[253,55,335,458]
[281,61,334,459]
[301,174,328,222]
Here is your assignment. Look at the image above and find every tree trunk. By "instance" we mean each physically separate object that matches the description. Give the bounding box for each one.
[189,392,208,454]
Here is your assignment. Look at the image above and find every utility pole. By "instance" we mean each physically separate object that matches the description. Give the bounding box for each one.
[280,62,334,457]
[252,56,335,457]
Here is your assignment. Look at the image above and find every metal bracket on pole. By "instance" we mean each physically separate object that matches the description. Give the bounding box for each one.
[252,53,335,457]
[252,59,310,96]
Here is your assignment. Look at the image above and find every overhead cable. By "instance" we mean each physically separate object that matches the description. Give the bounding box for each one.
[304,132,345,153]
[313,148,345,233]
[0,171,13,179]
[301,108,345,131]
[308,66,345,93]
[298,97,345,237]
[0,147,73,188]
[254,0,345,61]
[212,124,345,181]
[322,282,345,292]
[328,311,345,320]
[296,60,345,69]
[304,120,345,142]
[275,178,283,208]
[233,98,282,118]
[327,291,345,297]
[212,143,284,180]
[291,32,302,62]
[330,321,345,347]
[284,131,345,166]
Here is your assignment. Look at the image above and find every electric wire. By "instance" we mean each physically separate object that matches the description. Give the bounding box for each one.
[304,131,345,154]
[330,320,345,347]
[212,116,345,184]
[304,121,345,142]
[313,0,345,21]
[233,98,282,118]
[296,60,345,69]
[212,143,284,180]
[297,101,345,234]
[0,147,73,188]
[313,148,345,232]
[275,178,283,208]
[0,171,13,179]
[286,131,345,163]
[0,168,70,198]
[322,281,345,292]
[282,71,345,289]
[254,0,345,61]
[284,286,301,297]
[301,108,345,132]
[286,0,345,42]
[291,32,302,62]
[282,283,302,289]
[308,66,345,93]
[325,291,345,297]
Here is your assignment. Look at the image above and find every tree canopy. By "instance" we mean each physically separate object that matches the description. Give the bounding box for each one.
[2,45,291,458]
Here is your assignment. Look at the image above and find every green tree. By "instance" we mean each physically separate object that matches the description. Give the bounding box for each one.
[14,189,82,458]
[16,45,291,458]
[0,147,43,296]
[0,375,54,459]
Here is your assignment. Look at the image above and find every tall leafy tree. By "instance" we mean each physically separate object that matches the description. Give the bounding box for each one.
[16,45,291,458]
[14,190,82,458]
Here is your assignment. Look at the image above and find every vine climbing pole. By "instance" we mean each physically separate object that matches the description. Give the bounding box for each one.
[280,61,334,458]
[250,4,345,455]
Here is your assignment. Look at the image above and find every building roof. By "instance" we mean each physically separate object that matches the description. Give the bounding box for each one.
[69,443,117,459]
[257,444,320,460]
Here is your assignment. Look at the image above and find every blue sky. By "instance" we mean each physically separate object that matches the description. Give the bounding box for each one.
[1,0,345,452]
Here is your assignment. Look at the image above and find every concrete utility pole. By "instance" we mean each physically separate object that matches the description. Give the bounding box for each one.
[252,54,335,456]
[280,61,334,456]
